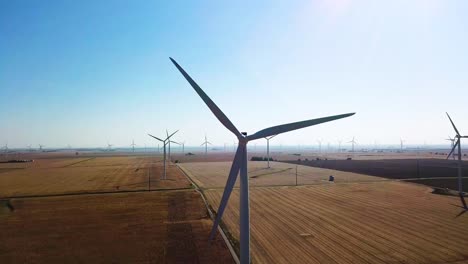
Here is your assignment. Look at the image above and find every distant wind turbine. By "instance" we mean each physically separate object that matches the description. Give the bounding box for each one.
[348,137,357,152]
[400,138,405,152]
[201,135,212,155]
[131,139,136,153]
[170,57,355,264]
[446,112,467,210]
[148,130,178,180]
[446,136,456,160]
[265,135,277,168]
[317,139,322,153]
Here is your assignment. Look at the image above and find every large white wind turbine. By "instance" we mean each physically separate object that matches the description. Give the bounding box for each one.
[170,57,355,264]
[446,113,467,210]
[148,130,178,180]
[265,135,277,168]
[400,138,405,152]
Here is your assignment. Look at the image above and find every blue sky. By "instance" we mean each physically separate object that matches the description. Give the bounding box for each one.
[1,0,467,148]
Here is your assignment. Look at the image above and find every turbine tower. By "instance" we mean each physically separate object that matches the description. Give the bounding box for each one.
[265,135,277,168]
[201,135,212,155]
[181,141,186,154]
[131,139,136,153]
[446,113,467,210]
[39,144,44,152]
[348,137,357,152]
[317,139,322,153]
[170,57,355,264]
[400,138,405,152]
[148,130,178,180]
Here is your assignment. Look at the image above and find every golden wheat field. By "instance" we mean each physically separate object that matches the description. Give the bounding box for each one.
[0,156,190,197]
[180,162,468,264]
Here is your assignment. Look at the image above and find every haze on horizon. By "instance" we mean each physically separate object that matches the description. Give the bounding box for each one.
[1,0,467,148]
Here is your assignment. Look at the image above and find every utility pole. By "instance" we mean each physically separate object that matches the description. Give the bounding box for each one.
[296,165,298,186]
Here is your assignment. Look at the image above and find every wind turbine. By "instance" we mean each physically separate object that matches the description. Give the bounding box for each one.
[265,135,277,168]
[170,140,181,158]
[348,137,357,152]
[148,130,178,180]
[2,144,8,154]
[317,139,322,153]
[39,144,44,152]
[446,136,456,160]
[170,57,355,264]
[446,112,468,210]
[107,143,113,151]
[131,139,136,153]
[166,129,180,160]
[400,138,405,152]
[181,141,186,154]
[201,135,212,155]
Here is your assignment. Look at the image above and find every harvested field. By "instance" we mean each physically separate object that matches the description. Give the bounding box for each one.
[284,159,468,192]
[179,161,468,263]
[0,190,234,263]
[0,156,191,198]
[179,161,383,189]
[203,182,468,264]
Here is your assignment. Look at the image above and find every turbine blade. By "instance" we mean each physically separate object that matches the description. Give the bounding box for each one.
[148,134,164,142]
[247,113,355,141]
[170,58,242,138]
[170,141,181,145]
[446,112,460,136]
[209,145,243,240]
[167,130,179,140]
[447,140,459,159]
[207,141,213,145]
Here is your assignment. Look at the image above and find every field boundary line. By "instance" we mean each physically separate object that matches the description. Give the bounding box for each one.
[1,187,193,200]
[61,157,96,167]
[176,164,240,264]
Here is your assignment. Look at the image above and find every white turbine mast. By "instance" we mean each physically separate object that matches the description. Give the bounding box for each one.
[170,57,355,264]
